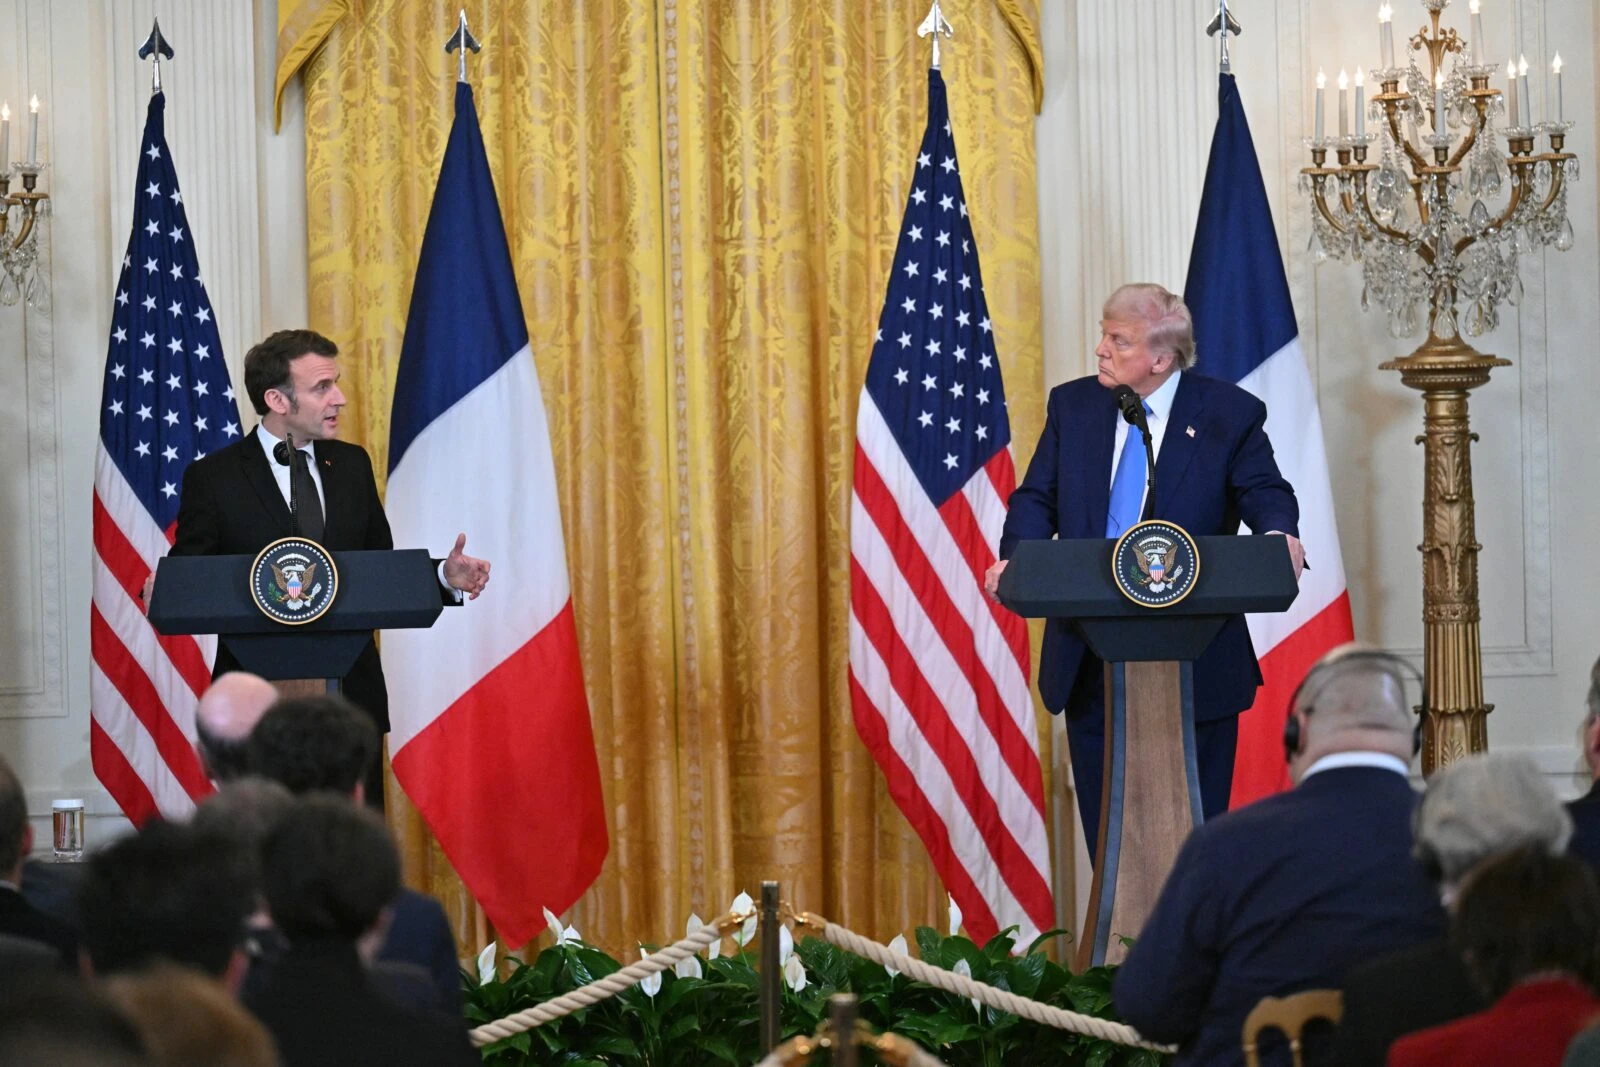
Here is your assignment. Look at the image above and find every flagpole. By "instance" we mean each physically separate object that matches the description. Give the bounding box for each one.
[1205,0,1242,75]
[138,18,174,96]
[444,9,482,85]
[917,0,953,71]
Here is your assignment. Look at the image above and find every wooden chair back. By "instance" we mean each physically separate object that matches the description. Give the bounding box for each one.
[1241,989,1343,1067]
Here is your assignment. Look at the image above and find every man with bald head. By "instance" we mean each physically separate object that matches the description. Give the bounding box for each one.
[194,672,280,783]
[1112,644,1446,1066]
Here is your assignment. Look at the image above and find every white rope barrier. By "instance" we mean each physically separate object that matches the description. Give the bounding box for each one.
[797,912,1175,1054]
[468,919,730,1048]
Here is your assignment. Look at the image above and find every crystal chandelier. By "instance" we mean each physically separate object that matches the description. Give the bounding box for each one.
[0,95,49,309]
[1299,0,1580,774]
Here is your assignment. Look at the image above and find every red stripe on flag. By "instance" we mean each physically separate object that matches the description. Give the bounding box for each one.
[847,669,1000,940]
[89,606,213,802]
[1229,591,1356,808]
[984,450,1016,502]
[391,601,606,949]
[850,555,1055,931]
[854,450,1045,816]
[936,487,1031,676]
[90,717,160,827]
[93,495,211,698]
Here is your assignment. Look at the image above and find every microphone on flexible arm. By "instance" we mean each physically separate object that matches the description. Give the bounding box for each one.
[1111,384,1158,522]
[272,432,301,536]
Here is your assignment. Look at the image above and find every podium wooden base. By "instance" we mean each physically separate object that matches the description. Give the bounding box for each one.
[271,678,341,700]
[1077,660,1202,969]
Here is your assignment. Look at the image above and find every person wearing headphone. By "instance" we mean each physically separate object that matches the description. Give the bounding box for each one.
[1111,643,1445,1067]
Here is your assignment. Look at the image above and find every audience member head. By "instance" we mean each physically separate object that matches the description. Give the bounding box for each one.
[0,973,148,1066]
[1584,653,1600,781]
[79,820,256,991]
[261,795,399,950]
[246,694,377,802]
[1452,846,1600,1001]
[195,673,281,782]
[0,753,29,883]
[1285,642,1417,783]
[104,964,277,1067]
[1413,753,1571,903]
[191,777,297,914]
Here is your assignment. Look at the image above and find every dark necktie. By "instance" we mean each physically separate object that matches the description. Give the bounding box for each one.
[292,450,325,542]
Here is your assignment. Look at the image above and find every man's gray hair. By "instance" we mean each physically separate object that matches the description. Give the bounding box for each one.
[1585,653,1600,726]
[1102,283,1198,370]
[1413,753,1572,886]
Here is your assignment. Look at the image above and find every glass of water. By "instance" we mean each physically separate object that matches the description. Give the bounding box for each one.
[52,799,85,861]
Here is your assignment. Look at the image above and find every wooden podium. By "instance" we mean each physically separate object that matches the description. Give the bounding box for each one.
[998,534,1297,967]
[148,549,445,695]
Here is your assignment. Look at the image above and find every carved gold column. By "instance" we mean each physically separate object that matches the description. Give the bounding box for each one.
[1381,337,1506,772]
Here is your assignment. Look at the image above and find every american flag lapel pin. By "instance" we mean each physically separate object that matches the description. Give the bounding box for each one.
[1185,426,1196,438]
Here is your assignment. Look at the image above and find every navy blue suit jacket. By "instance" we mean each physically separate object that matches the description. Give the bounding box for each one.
[1112,766,1446,1066]
[999,373,1299,721]
[378,888,461,1016]
[1567,782,1600,872]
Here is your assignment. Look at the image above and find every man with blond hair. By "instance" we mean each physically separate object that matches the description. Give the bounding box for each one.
[987,283,1303,842]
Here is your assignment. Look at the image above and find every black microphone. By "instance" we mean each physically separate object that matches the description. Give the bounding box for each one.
[1110,385,1158,522]
[273,433,301,536]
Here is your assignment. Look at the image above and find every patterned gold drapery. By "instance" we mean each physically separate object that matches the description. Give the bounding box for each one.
[299,0,1046,956]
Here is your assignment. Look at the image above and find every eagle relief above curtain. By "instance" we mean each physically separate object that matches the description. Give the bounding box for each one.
[277,0,1046,956]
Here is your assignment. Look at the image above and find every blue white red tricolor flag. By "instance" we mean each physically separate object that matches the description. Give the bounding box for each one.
[383,82,606,946]
[92,91,234,823]
[848,70,1053,944]
[1185,73,1355,806]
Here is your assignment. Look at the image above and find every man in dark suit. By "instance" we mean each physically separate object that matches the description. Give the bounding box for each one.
[986,283,1302,840]
[154,329,490,800]
[1567,655,1600,868]
[0,757,77,968]
[1112,645,1446,1066]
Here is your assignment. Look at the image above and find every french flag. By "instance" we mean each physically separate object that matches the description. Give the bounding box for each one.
[1185,73,1356,806]
[382,81,607,946]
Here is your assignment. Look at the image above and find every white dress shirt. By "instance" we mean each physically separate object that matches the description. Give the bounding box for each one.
[1300,751,1412,781]
[1107,370,1182,518]
[255,423,325,511]
[255,423,459,597]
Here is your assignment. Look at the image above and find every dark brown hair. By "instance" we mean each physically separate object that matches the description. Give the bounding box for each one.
[1453,846,1600,1000]
[242,329,338,416]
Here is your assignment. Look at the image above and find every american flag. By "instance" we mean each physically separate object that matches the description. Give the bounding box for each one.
[91,91,237,823]
[848,70,1053,944]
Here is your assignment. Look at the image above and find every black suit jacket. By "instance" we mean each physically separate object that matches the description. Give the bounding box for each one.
[1328,937,1483,1067]
[0,886,77,968]
[378,888,461,1015]
[1112,766,1446,1066]
[1568,782,1600,871]
[244,938,476,1067]
[171,428,449,732]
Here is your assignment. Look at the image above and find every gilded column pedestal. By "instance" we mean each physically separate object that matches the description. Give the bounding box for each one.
[1381,336,1507,774]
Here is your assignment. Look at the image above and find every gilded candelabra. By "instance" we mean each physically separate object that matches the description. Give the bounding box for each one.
[1301,0,1577,773]
[0,161,49,307]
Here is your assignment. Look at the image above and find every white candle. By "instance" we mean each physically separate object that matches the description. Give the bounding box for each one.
[1469,1,1485,66]
[1506,59,1518,126]
[1379,5,1395,70]
[1315,69,1326,142]
[1,103,10,174]
[1355,68,1367,137]
[1434,71,1446,134]
[1338,70,1350,137]
[1517,54,1531,128]
[26,95,37,164]
[1552,53,1564,122]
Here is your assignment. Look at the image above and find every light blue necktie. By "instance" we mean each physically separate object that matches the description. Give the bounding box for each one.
[1105,401,1153,538]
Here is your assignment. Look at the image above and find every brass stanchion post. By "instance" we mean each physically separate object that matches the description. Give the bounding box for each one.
[829,995,858,1067]
[760,881,782,1052]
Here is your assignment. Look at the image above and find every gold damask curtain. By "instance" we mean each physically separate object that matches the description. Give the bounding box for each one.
[296,0,1046,955]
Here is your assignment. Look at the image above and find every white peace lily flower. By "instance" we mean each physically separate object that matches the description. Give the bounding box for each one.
[639,947,662,998]
[783,950,808,992]
[947,894,963,937]
[543,907,564,944]
[778,924,794,965]
[676,913,706,978]
[730,891,757,947]
[476,942,497,986]
[952,958,980,1013]
[885,934,909,978]
[561,924,581,946]
[709,934,724,960]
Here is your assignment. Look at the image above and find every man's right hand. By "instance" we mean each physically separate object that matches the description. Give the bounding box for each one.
[983,559,1008,603]
[140,572,155,615]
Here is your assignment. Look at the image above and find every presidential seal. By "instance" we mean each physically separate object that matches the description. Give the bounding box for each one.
[1112,520,1200,608]
[250,537,339,625]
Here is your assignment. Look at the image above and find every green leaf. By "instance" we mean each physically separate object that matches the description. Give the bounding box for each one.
[1024,927,1074,955]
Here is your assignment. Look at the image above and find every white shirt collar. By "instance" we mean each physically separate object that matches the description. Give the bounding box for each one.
[1301,751,1411,781]
[256,422,314,460]
[1141,370,1181,422]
